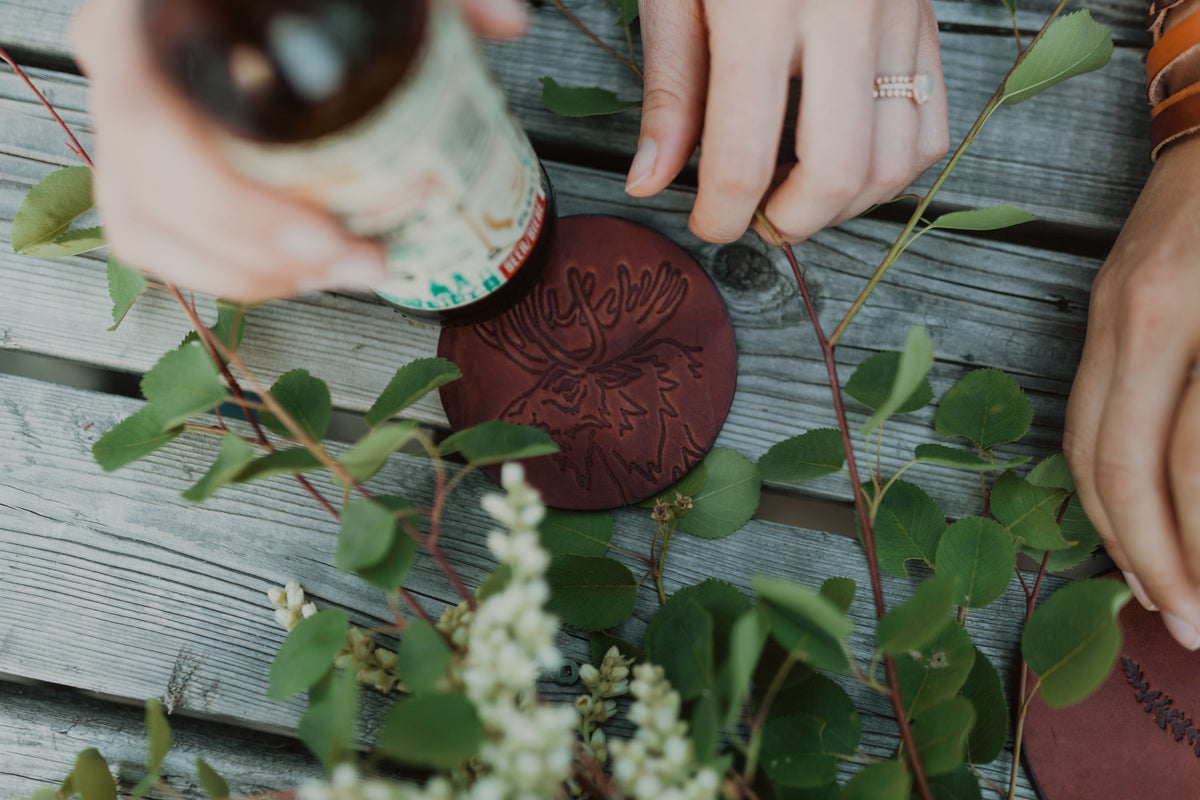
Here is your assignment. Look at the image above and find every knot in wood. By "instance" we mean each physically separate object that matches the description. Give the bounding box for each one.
[712,244,776,292]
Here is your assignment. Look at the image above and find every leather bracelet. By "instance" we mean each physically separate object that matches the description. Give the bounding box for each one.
[1147,8,1200,104]
[1151,86,1200,159]
[1150,0,1189,39]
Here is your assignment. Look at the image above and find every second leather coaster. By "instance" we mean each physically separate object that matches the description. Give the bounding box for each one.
[437,215,738,510]
[1023,574,1200,798]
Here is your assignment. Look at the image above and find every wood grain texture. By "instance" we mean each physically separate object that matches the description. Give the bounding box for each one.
[0,150,1099,518]
[0,679,323,797]
[0,373,1051,798]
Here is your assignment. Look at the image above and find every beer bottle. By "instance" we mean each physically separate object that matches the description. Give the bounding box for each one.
[141,0,555,324]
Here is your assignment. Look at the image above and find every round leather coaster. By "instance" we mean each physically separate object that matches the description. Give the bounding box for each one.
[1023,573,1200,798]
[437,215,738,510]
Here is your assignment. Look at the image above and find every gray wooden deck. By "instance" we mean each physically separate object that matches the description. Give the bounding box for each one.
[0,0,1146,796]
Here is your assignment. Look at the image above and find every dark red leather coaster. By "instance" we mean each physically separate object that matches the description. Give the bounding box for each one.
[437,215,738,510]
[1023,574,1200,798]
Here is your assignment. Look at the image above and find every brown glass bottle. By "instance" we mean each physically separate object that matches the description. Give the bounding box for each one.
[141,0,555,325]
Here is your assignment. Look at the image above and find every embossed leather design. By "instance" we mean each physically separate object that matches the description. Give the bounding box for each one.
[437,215,738,510]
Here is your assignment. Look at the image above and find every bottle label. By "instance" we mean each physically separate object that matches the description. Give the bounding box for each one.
[222,0,545,311]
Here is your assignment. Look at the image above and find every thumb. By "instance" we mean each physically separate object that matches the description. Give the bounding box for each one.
[626,0,707,197]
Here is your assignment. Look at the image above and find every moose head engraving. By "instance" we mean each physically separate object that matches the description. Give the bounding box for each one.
[473,258,707,505]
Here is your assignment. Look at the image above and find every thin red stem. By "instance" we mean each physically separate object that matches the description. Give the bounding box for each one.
[549,0,643,79]
[781,242,933,800]
[0,46,94,168]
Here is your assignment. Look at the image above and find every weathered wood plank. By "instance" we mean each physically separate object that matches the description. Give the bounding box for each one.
[0,150,1097,518]
[0,679,323,797]
[2,9,1154,234]
[0,373,1049,797]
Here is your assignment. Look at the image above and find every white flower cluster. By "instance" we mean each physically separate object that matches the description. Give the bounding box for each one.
[608,664,721,800]
[297,464,575,800]
[458,463,577,799]
[268,581,317,630]
[576,646,633,763]
[266,582,399,693]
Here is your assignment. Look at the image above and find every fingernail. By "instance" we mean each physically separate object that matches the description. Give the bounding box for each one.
[1163,612,1200,651]
[327,253,385,289]
[1123,571,1158,611]
[276,223,342,264]
[625,138,658,194]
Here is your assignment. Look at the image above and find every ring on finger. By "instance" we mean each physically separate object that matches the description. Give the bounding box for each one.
[872,73,934,105]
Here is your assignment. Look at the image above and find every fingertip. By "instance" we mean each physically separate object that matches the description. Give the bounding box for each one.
[687,208,746,244]
[625,138,660,196]
[458,0,529,39]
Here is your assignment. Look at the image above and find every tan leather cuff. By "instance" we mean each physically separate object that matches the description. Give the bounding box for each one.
[1151,88,1200,159]
[1148,8,1200,104]
[1150,0,1189,38]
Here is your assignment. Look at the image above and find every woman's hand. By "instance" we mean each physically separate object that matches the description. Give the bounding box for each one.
[1064,135,1200,651]
[627,0,949,244]
[70,0,529,303]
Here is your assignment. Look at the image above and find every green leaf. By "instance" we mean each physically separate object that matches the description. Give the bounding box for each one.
[770,673,862,756]
[182,433,255,502]
[234,448,324,483]
[926,763,984,800]
[754,575,853,673]
[910,697,976,777]
[268,608,349,700]
[298,668,360,771]
[914,443,1029,472]
[1022,578,1131,707]
[141,342,228,429]
[366,358,462,428]
[1027,453,1075,492]
[876,572,958,655]
[28,225,106,257]
[130,699,172,798]
[540,76,641,117]
[1021,494,1102,572]
[443,420,558,466]
[11,167,96,256]
[761,715,839,787]
[860,327,935,435]
[962,648,1008,764]
[609,0,638,26]
[377,693,483,769]
[1002,0,1017,14]
[895,621,975,719]
[924,205,1036,233]
[675,447,761,539]
[107,258,147,331]
[1003,10,1113,105]
[819,577,856,615]
[868,480,948,577]
[934,368,1032,450]
[195,757,230,798]
[475,564,512,602]
[845,350,935,414]
[337,499,397,572]
[654,580,751,669]
[758,428,846,483]
[356,497,418,591]
[545,554,637,631]
[539,509,613,556]
[338,421,420,483]
[645,599,714,700]
[60,748,117,800]
[210,302,248,352]
[842,760,909,800]
[639,463,707,507]
[260,369,332,442]
[725,610,766,726]
[990,470,1074,551]
[398,619,451,694]
[92,406,181,471]
[935,517,1016,609]
[690,693,722,765]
